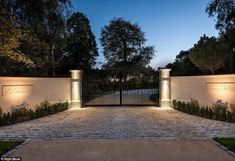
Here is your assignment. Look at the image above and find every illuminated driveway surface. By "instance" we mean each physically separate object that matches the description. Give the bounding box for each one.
[0,107,235,140]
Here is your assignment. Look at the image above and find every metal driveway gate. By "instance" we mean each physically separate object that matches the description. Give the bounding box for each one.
[83,70,158,106]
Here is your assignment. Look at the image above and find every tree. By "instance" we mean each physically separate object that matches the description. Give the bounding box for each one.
[218,29,235,73]
[165,50,201,76]
[206,0,235,32]
[42,0,71,76]
[60,12,98,73]
[100,18,155,76]
[3,0,71,76]
[0,5,34,68]
[206,0,235,73]
[189,35,229,74]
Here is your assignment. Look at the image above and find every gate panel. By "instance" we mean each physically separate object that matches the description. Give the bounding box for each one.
[83,69,159,106]
[83,70,120,106]
[121,71,158,106]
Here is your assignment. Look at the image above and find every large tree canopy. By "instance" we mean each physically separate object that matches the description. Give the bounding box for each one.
[1,0,71,76]
[189,35,229,74]
[165,50,201,76]
[0,5,34,67]
[163,0,235,76]
[206,0,235,32]
[100,18,155,72]
[218,29,235,73]
[61,12,98,73]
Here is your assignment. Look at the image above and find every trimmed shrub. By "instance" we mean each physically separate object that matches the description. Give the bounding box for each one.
[230,104,235,113]
[211,100,228,121]
[230,104,235,121]
[0,107,2,116]
[172,100,177,108]
[0,113,11,126]
[10,107,32,123]
[34,101,69,119]
[189,99,200,114]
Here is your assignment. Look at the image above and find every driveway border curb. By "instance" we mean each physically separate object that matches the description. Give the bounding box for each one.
[2,139,30,157]
[210,139,235,158]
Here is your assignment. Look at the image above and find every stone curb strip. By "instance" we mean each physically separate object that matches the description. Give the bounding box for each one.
[211,139,235,158]
[1,140,30,158]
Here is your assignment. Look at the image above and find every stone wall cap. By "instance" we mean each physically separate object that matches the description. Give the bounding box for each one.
[0,77,70,80]
[171,74,235,79]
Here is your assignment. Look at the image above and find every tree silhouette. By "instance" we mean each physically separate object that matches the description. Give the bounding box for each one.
[61,12,98,73]
[100,18,155,77]
[189,35,229,74]
[206,0,235,32]
[165,50,201,76]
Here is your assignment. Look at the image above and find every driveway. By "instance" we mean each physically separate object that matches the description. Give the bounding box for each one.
[0,107,235,140]
[8,139,235,161]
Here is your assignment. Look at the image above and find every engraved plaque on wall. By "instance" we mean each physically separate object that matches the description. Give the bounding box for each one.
[2,85,34,96]
[206,82,235,93]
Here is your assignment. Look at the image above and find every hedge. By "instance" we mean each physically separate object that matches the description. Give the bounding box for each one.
[0,101,69,126]
[173,99,235,123]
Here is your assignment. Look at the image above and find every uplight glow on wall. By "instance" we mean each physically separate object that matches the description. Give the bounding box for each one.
[206,82,235,93]
[2,84,34,104]
[206,82,235,101]
[2,85,34,96]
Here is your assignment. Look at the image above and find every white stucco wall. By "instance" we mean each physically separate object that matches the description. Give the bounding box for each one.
[0,77,71,113]
[171,74,235,106]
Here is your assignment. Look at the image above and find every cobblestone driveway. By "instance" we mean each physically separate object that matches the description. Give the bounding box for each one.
[0,107,235,140]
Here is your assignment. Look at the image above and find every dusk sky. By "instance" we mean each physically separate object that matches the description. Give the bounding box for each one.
[72,0,219,68]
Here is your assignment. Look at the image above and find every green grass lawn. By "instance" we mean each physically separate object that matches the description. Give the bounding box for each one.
[214,138,235,153]
[0,141,23,156]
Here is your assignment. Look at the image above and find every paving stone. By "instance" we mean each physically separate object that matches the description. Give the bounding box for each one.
[0,107,235,140]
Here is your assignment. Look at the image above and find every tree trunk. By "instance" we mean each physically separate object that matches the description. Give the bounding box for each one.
[124,73,127,83]
[211,69,215,75]
[122,40,127,83]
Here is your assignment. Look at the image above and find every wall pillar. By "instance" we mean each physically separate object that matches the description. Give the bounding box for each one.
[159,69,171,107]
[70,70,83,108]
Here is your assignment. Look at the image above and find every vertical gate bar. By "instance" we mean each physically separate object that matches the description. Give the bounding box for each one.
[157,72,160,106]
[119,71,123,106]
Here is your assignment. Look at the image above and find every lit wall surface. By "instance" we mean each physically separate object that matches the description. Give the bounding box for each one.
[171,74,235,106]
[0,77,71,113]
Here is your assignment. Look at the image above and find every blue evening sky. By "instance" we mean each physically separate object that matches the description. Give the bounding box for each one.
[71,0,218,68]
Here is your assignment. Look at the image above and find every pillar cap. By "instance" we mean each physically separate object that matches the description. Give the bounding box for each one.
[159,68,171,72]
[69,70,83,73]
[70,70,83,79]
